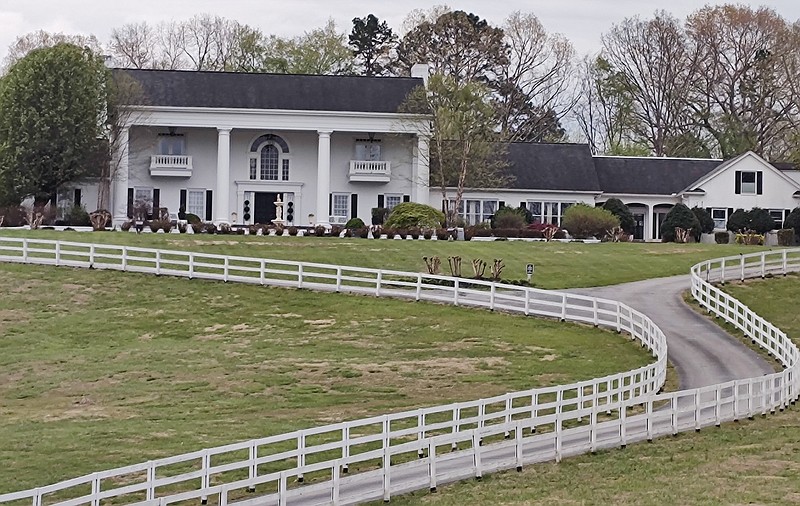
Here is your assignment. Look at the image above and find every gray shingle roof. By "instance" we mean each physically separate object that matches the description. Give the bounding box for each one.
[505,142,601,192]
[593,156,722,195]
[114,69,423,114]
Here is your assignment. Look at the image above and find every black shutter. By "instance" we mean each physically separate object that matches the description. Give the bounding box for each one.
[127,188,134,218]
[520,201,526,209]
[329,194,333,217]
[403,194,410,202]
[499,201,505,208]
[152,189,160,220]
[350,194,358,219]
[735,171,741,194]
[180,189,187,211]
[757,171,763,195]
[205,190,213,221]
[377,194,384,208]
[74,189,82,208]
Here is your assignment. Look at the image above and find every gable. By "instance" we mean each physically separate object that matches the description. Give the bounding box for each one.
[679,151,800,195]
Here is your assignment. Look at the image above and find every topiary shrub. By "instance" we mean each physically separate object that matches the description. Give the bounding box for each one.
[748,207,776,234]
[371,207,389,226]
[330,225,343,237]
[602,199,635,234]
[785,207,800,240]
[726,209,749,232]
[561,204,620,239]
[661,203,700,242]
[185,213,202,225]
[491,206,527,229]
[714,231,730,244]
[777,229,795,246]
[67,205,91,227]
[691,207,715,235]
[384,203,445,229]
[344,217,365,229]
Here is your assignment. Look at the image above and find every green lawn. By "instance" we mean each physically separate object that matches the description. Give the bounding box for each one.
[0,262,651,493]
[0,229,770,289]
[387,274,800,506]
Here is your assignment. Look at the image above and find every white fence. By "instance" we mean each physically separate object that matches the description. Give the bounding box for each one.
[0,238,797,506]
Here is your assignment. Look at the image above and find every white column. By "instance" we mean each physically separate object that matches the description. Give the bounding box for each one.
[411,134,430,205]
[316,130,332,225]
[112,126,130,225]
[646,204,654,242]
[215,128,232,223]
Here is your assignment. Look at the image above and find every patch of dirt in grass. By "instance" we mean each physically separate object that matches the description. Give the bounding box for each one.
[0,309,30,328]
[540,354,558,361]
[304,319,336,327]
[232,323,255,332]
[268,312,303,318]
[138,333,154,341]
[8,279,46,293]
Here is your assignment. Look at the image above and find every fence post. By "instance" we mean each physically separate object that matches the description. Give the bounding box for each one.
[590,407,597,452]
[90,473,100,506]
[55,241,61,266]
[376,270,382,297]
[524,289,530,316]
[720,257,726,284]
[382,416,391,502]
[223,257,229,282]
[278,472,287,506]
[155,251,161,276]
[740,254,745,282]
[489,283,496,311]
[416,274,422,301]
[342,424,350,473]
[22,239,28,263]
[201,450,210,504]
[428,441,438,491]
[418,410,425,458]
[89,244,95,267]
[331,460,340,506]
[451,406,460,450]
[620,404,627,448]
[297,431,305,482]
[336,267,343,292]
[761,251,766,278]
[715,387,722,426]
[515,421,523,471]
[260,260,266,285]
[298,264,304,289]
[592,298,599,326]
[453,278,460,306]
[560,294,567,321]
[121,247,128,271]
[146,461,156,500]
[472,430,483,478]
[646,399,653,441]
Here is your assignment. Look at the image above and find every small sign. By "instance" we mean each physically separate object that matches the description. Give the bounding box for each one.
[526,263,534,275]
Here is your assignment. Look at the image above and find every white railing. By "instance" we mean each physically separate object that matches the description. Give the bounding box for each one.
[348,160,391,182]
[149,155,193,177]
[0,240,798,506]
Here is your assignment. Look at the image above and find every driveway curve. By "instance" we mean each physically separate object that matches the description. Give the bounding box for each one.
[570,275,774,389]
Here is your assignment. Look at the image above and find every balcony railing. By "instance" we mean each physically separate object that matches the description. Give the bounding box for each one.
[348,160,391,183]
[150,155,193,177]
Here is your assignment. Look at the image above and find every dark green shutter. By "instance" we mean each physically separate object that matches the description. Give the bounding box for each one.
[377,194,384,208]
[735,171,741,194]
[757,172,763,195]
[350,194,358,219]
[74,189,82,207]
[205,190,213,221]
[499,201,505,208]
[403,195,410,202]
[127,188,134,218]
[179,189,187,211]
[329,194,333,216]
[152,189,160,220]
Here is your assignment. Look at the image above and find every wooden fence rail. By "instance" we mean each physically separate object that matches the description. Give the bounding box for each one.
[0,238,797,506]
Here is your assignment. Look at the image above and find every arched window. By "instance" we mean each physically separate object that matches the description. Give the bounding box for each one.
[249,134,291,181]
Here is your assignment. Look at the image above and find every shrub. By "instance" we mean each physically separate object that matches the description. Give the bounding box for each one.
[735,232,764,245]
[748,207,776,234]
[358,227,370,239]
[602,199,635,234]
[314,225,326,236]
[491,206,527,229]
[691,207,715,235]
[777,228,795,246]
[714,231,730,244]
[422,229,433,240]
[344,217,365,229]
[661,203,700,242]
[726,209,749,232]
[408,227,421,239]
[330,225,343,237]
[785,207,800,239]
[384,203,445,229]
[435,228,448,240]
[371,207,389,225]
[121,220,133,232]
[66,205,91,226]
[561,204,619,239]
[185,213,202,224]
[288,226,298,236]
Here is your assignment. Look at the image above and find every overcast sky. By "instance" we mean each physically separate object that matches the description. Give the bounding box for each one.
[2,1,799,63]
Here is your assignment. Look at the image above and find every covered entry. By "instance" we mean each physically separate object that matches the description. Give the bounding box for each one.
[254,192,279,224]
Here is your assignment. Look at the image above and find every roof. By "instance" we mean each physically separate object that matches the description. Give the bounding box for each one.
[505,143,601,192]
[114,69,424,114]
[593,156,722,195]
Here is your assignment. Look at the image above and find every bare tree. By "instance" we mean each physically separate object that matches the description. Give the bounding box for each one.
[180,14,218,70]
[109,22,156,69]
[3,30,103,71]
[153,21,188,70]
[686,5,799,159]
[601,11,698,156]
[400,5,452,35]
[495,11,577,142]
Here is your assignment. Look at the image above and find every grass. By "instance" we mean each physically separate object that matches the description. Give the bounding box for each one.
[0,262,651,493]
[385,274,800,506]
[0,229,770,289]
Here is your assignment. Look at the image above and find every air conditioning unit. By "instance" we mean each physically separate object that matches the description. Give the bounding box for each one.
[330,216,348,224]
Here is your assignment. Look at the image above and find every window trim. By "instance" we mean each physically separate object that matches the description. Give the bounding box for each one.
[711,208,728,230]
[526,200,575,226]
[186,189,206,218]
[249,139,291,181]
[331,192,351,222]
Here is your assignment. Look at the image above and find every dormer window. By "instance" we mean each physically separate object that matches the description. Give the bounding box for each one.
[735,170,762,195]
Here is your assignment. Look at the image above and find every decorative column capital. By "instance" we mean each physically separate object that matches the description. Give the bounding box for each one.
[317,130,332,138]
[217,127,232,135]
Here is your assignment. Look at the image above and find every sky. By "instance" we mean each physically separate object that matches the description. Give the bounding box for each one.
[1,0,799,63]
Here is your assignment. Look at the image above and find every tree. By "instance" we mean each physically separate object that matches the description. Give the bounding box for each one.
[726,209,750,232]
[395,10,507,83]
[602,198,635,233]
[0,43,109,204]
[494,12,576,143]
[748,208,776,234]
[263,20,353,75]
[600,11,697,156]
[785,207,800,240]
[686,5,799,159]
[3,30,103,71]
[661,203,700,242]
[349,15,396,76]
[691,206,715,235]
[402,74,511,226]
[109,22,157,69]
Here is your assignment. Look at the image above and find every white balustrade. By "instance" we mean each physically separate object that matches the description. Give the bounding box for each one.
[149,155,193,177]
[348,160,391,182]
[0,239,797,506]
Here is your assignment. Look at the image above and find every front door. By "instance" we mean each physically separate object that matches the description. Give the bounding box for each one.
[632,213,645,240]
[254,192,279,224]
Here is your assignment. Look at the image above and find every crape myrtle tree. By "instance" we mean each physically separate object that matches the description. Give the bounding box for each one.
[401,74,511,226]
[0,43,110,205]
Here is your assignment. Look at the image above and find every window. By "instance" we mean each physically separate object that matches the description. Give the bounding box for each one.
[260,144,279,180]
[770,209,785,229]
[158,135,185,155]
[355,140,381,161]
[712,208,728,230]
[332,193,350,222]
[187,190,206,217]
[133,187,153,219]
[736,170,761,195]
[385,194,403,211]
[526,201,573,226]
[282,159,290,181]
[445,198,498,225]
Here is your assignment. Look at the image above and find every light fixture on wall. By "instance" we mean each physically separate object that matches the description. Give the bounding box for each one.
[367,132,376,142]
[168,126,177,136]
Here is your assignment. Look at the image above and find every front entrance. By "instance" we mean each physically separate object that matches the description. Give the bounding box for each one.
[632,213,645,240]
[254,192,279,224]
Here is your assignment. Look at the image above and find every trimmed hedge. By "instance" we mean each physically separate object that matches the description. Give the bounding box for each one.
[661,203,700,242]
[562,204,619,239]
[384,203,445,229]
[602,198,635,234]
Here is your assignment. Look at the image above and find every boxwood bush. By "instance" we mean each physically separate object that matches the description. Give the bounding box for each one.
[602,198,635,234]
[384,203,445,229]
[661,203,700,242]
[561,204,619,239]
